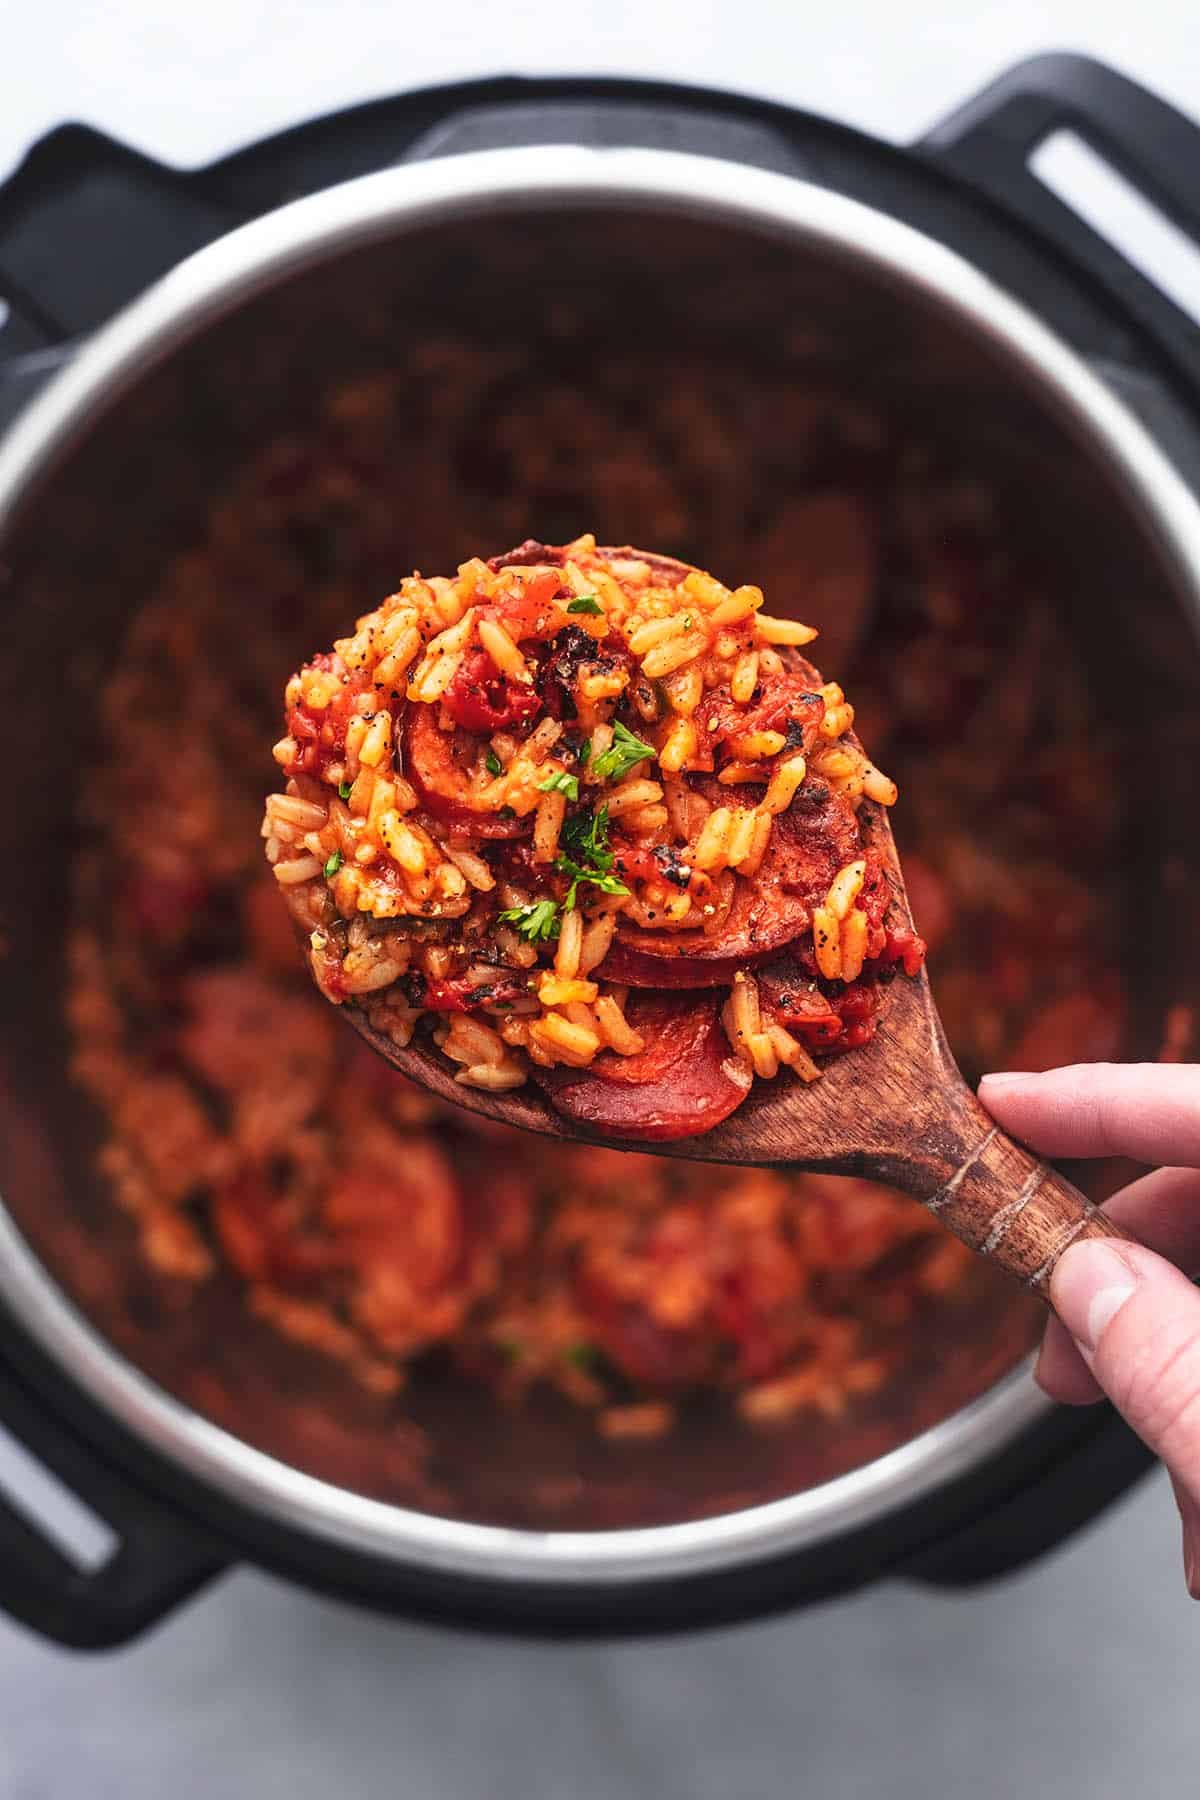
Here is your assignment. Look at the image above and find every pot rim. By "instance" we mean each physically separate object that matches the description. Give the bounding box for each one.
[1,143,1196,1585]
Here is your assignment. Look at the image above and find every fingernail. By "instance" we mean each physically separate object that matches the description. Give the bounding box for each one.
[1050,1241,1139,1356]
[978,1071,1035,1092]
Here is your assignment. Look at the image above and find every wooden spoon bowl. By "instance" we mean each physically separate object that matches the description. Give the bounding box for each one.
[344,799,1130,1296]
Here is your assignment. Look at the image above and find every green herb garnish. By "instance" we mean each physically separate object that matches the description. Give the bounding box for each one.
[556,862,630,910]
[337,781,353,800]
[497,898,561,943]
[560,802,613,871]
[577,736,592,767]
[323,851,343,878]
[566,594,603,616]
[485,749,503,776]
[565,1341,601,1371]
[591,720,656,783]
[538,769,580,802]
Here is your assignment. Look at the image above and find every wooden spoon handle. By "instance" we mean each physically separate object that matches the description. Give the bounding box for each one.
[899,1092,1133,1295]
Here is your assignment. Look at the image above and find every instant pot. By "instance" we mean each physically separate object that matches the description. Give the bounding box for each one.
[0,54,1197,1648]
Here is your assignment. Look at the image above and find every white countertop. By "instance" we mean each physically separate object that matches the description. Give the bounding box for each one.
[1,5,1197,1796]
[2,0,1196,179]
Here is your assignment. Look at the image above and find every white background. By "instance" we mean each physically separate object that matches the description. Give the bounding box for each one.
[2,5,1199,1797]
[0,0,1194,179]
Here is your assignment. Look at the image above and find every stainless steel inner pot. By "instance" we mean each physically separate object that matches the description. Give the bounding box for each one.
[1,146,1199,1588]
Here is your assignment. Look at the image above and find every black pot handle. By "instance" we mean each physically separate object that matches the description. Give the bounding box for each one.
[921,54,1200,395]
[0,1351,226,1647]
[905,1404,1155,1587]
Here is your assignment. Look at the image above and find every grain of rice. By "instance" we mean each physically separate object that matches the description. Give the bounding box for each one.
[477,616,528,679]
[443,844,495,891]
[529,1013,601,1065]
[578,912,616,975]
[730,650,760,702]
[554,905,584,978]
[267,792,329,830]
[726,807,759,868]
[731,729,786,760]
[378,811,428,875]
[604,778,664,819]
[628,612,693,655]
[862,762,898,805]
[658,716,698,773]
[748,1031,780,1079]
[407,648,464,704]
[839,907,869,983]
[819,702,855,740]
[593,993,645,1055]
[827,859,867,921]
[443,1015,509,1068]
[641,631,707,679]
[708,584,763,627]
[762,754,807,815]
[533,789,566,863]
[538,974,599,1007]
[754,613,819,646]
[812,905,842,980]
[693,806,734,872]
[455,1063,527,1091]
[737,810,773,879]
[662,664,703,716]
[273,854,323,885]
[373,627,422,690]
[766,1024,822,1083]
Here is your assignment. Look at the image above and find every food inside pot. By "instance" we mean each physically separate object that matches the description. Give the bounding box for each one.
[264,536,925,1136]
[66,348,1130,1444]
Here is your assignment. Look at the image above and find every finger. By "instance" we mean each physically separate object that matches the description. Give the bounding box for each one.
[1170,1475,1200,1599]
[978,1063,1200,1165]
[1050,1239,1200,1516]
[1035,1315,1105,1405]
[1035,1166,1200,1406]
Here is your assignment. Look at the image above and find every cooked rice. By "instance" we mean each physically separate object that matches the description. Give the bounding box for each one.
[65,354,1128,1436]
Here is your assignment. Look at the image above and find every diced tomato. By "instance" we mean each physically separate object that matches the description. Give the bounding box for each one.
[693,672,826,772]
[414,969,530,1013]
[481,566,569,643]
[442,648,543,733]
[284,656,375,779]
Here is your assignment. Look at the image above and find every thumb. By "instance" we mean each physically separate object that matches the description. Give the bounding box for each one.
[1052,1239,1200,1504]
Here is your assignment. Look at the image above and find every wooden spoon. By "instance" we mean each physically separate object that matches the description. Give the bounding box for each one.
[342,798,1130,1297]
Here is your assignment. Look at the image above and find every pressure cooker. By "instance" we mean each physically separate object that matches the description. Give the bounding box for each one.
[0,53,1197,1646]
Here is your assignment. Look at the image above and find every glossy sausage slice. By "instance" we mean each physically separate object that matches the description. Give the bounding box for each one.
[605,783,862,984]
[535,993,751,1141]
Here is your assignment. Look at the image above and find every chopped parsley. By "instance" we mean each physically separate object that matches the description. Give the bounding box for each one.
[485,748,503,776]
[538,768,580,802]
[323,851,343,879]
[337,781,353,800]
[591,720,656,783]
[565,1341,601,1371]
[577,735,592,766]
[683,613,694,629]
[553,853,629,911]
[560,802,614,871]
[566,594,604,616]
[497,898,561,943]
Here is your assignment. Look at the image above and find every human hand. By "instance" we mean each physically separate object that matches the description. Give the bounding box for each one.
[979,1063,1200,1595]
